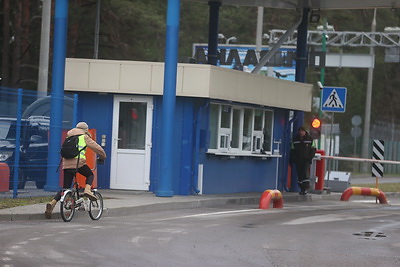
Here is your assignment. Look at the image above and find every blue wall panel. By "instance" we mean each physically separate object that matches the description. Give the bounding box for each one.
[202,154,278,194]
[150,96,206,195]
[200,107,289,194]
[150,96,184,195]
[77,93,113,189]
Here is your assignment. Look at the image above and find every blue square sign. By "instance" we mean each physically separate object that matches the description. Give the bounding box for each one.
[321,87,347,112]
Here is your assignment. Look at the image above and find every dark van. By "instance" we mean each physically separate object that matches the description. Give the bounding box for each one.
[0,116,50,189]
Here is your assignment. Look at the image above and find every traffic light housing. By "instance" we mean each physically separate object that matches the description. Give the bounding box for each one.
[310,117,322,139]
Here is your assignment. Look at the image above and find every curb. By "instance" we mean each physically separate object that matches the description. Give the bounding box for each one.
[0,193,343,222]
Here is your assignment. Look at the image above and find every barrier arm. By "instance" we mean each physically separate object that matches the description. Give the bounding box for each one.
[319,155,400,165]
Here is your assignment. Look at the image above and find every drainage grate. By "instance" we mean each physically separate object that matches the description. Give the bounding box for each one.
[353,231,387,240]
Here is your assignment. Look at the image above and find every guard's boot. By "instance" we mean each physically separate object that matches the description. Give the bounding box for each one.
[45,199,57,219]
[298,181,306,195]
[84,184,97,201]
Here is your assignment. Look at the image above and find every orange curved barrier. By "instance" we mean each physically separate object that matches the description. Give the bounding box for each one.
[340,187,388,204]
[259,190,284,209]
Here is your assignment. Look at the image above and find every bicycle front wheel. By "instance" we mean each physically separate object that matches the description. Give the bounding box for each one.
[60,191,75,222]
[88,191,103,220]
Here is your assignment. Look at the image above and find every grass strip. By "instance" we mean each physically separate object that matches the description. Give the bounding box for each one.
[0,196,53,209]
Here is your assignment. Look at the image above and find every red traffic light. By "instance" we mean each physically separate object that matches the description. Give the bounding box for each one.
[311,118,321,129]
[310,117,322,139]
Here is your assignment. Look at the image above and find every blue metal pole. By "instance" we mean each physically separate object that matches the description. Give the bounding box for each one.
[293,8,309,130]
[291,8,309,192]
[73,93,78,127]
[12,88,23,198]
[207,1,221,66]
[156,0,180,197]
[44,0,68,191]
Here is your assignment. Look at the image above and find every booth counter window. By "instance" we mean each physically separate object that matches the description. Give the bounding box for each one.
[208,103,274,156]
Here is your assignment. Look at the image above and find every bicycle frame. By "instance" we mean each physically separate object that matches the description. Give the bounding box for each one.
[59,180,103,222]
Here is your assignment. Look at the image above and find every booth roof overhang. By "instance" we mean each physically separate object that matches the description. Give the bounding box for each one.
[189,0,400,10]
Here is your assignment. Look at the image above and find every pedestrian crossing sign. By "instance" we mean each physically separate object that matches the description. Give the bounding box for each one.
[321,87,347,112]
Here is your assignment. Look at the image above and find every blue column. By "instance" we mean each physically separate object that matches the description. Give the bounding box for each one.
[44,0,69,191]
[73,93,78,126]
[294,8,309,131]
[291,8,309,192]
[156,0,181,197]
[207,1,221,65]
[12,89,23,198]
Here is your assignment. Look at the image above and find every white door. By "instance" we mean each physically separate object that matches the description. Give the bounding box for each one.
[110,95,153,190]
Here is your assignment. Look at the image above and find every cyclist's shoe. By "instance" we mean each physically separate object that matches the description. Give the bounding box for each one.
[84,184,97,201]
[45,199,57,219]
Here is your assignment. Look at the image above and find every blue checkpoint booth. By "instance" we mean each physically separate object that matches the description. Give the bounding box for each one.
[64,59,313,195]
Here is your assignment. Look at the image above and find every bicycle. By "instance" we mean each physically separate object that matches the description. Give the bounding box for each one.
[59,180,103,222]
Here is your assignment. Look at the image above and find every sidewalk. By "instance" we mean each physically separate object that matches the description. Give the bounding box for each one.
[0,189,344,221]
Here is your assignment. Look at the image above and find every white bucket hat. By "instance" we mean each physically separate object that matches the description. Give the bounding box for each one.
[76,122,89,131]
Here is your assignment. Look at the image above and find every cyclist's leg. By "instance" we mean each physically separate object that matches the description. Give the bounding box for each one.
[77,165,97,200]
[45,169,75,219]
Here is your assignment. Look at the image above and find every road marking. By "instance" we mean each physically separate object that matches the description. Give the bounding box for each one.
[152,209,261,221]
[152,228,188,234]
[130,236,151,247]
[283,213,387,225]
[158,237,172,246]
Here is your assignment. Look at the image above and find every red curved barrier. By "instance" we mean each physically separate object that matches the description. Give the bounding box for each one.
[0,163,10,192]
[340,187,388,204]
[259,190,284,209]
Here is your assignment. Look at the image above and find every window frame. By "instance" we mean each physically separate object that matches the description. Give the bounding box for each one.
[208,102,275,156]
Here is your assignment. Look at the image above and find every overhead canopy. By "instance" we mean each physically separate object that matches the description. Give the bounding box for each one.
[190,0,400,10]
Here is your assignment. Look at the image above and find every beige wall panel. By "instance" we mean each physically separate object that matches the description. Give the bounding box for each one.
[120,63,152,93]
[234,74,250,102]
[150,64,164,94]
[65,60,90,90]
[65,58,313,111]
[89,61,120,91]
[176,65,184,95]
[181,65,211,97]
[209,68,239,100]
[260,79,275,104]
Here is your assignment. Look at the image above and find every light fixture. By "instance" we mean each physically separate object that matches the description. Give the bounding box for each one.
[226,36,237,44]
[309,10,321,23]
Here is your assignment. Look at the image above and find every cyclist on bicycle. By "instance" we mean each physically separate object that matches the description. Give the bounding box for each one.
[45,122,106,219]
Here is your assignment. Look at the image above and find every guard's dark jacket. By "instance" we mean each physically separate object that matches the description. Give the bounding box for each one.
[291,132,316,163]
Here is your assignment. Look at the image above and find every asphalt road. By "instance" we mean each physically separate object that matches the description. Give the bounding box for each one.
[1,199,400,266]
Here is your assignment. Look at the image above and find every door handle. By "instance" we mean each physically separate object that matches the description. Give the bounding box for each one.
[114,138,121,146]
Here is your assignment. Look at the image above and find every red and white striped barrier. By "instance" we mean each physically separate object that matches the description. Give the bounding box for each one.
[259,190,284,209]
[340,187,388,204]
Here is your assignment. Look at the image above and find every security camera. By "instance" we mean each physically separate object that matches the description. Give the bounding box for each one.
[317,81,323,90]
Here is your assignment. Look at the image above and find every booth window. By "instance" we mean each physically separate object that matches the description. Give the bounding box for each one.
[208,103,274,155]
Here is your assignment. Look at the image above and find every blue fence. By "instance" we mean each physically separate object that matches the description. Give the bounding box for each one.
[0,87,76,197]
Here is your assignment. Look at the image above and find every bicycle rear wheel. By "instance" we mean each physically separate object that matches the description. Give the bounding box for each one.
[60,191,75,222]
[88,191,103,220]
